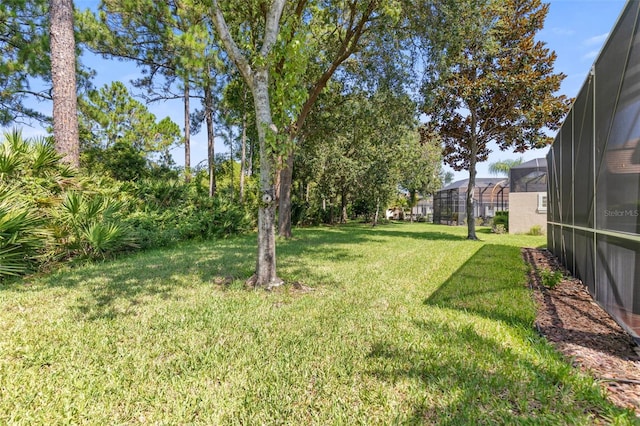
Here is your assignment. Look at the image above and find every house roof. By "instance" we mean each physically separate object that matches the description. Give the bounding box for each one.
[511,157,547,170]
[439,177,509,192]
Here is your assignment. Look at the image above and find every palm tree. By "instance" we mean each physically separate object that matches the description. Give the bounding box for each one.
[488,157,524,177]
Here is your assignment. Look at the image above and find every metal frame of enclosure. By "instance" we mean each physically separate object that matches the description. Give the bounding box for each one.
[510,158,547,193]
[547,0,640,341]
[433,178,508,225]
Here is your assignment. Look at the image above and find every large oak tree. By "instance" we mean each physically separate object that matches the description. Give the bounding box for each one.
[423,0,570,239]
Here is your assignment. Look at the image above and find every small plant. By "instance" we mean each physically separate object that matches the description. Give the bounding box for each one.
[539,268,563,288]
[492,211,509,233]
[527,224,543,236]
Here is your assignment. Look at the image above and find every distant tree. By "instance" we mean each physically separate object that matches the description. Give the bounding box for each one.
[50,0,79,167]
[276,0,404,239]
[78,0,225,183]
[422,0,570,240]
[401,131,442,222]
[440,170,455,187]
[488,157,523,177]
[0,0,50,125]
[78,81,180,177]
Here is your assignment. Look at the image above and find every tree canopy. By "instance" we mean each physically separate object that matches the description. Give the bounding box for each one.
[422,0,570,239]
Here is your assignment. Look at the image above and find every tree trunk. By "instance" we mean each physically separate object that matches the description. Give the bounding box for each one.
[229,124,234,200]
[50,0,79,168]
[373,197,380,227]
[467,135,478,240]
[205,84,216,197]
[329,198,334,224]
[239,88,248,203]
[278,150,294,238]
[208,0,284,288]
[252,69,280,287]
[340,184,348,223]
[184,83,191,182]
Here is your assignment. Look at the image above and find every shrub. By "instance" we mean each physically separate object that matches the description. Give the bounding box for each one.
[0,186,49,279]
[492,211,509,233]
[539,268,563,288]
[122,210,180,250]
[53,191,137,259]
[1,128,258,280]
[527,224,543,236]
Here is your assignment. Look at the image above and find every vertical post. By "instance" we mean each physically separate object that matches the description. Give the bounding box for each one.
[591,66,597,291]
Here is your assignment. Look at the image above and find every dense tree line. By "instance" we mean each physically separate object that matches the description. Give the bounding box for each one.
[0,0,567,285]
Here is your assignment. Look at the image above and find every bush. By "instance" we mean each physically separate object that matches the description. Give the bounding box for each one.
[539,268,563,288]
[493,224,506,234]
[0,129,259,280]
[122,210,180,250]
[492,211,509,233]
[0,185,48,279]
[53,191,137,259]
[527,224,543,236]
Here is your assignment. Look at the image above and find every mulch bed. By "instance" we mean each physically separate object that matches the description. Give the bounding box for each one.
[523,248,640,416]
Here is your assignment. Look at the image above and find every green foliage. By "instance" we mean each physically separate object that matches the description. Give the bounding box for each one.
[0,129,257,280]
[81,141,149,181]
[78,82,181,168]
[527,224,543,236]
[0,185,48,278]
[400,129,443,202]
[539,268,563,288]
[124,176,256,250]
[489,157,524,177]
[0,130,71,279]
[54,191,136,259]
[296,86,419,225]
[493,211,509,233]
[0,0,50,125]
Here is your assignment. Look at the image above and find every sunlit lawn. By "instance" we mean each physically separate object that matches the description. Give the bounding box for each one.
[1,222,636,424]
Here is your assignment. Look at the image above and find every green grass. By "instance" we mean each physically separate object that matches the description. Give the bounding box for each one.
[0,223,636,424]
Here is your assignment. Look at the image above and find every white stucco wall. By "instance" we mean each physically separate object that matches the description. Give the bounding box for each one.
[509,192,547,234]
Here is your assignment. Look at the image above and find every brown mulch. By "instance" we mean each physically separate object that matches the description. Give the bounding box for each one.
[523,248,640,416]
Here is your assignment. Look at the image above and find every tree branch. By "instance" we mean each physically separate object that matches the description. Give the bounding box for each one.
[260,0,286,58]
[209,0,254,87]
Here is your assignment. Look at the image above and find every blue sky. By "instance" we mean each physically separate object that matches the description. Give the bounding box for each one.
[9,0,629,180]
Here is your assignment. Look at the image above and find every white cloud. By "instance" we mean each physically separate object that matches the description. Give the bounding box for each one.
[584,32,609,46]
[551,27,576,36]
[582,49,600,60]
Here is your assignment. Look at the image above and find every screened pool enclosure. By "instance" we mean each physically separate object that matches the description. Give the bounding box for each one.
[547,1,640,341]
[433,178,508,225]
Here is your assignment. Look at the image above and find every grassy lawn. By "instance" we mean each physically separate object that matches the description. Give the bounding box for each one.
[0,223,636,424]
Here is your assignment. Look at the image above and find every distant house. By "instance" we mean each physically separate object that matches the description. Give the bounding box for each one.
[409,196,434,221]
[433,178,509,225]
[508,158,547,234]
[385,196,434,221]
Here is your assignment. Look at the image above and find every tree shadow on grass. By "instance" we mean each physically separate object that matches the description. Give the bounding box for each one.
[27,227,380,320]
[365,319,609,424]
[424,244,535,327]
[40,238,258,320]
